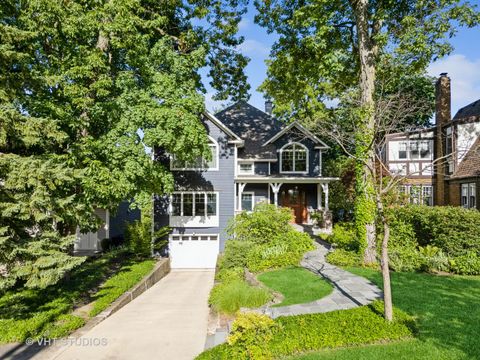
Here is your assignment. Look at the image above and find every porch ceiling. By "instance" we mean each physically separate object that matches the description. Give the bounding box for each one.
[234,176,339,183]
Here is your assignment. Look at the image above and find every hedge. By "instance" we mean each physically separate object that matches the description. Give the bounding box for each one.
[196,301,414,360]
[389,205,480,257]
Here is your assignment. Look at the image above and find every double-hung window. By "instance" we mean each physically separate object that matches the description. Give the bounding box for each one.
[241,192,254,212]
[461,183,476,209]
[281,143,308,173]
[170,192,219,227]
[171,137,219,171]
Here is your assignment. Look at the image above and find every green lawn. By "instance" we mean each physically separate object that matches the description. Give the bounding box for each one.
[258,267,333,307]
[0,250,155,343]
[288,268,480,360]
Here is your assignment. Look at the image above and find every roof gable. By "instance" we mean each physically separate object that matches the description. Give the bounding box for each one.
[203,111,243,144]
[263,121,329,149]
[451,136,480,179]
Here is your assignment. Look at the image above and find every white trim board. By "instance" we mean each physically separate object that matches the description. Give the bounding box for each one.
[263,121,330,149]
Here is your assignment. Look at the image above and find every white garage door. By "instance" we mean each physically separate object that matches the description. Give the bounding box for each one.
[169,234,219,269]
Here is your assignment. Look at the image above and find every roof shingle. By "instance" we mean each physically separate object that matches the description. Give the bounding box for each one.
[451,136,480,179]
[215,101,283,160]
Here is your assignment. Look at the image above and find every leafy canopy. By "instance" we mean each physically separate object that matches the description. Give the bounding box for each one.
[0,0,249,290]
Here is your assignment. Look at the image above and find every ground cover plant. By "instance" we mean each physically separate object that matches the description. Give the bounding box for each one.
[0,249,155,343]
[258,267,333,307]
[287,268,480,360]
[197,301,414,359]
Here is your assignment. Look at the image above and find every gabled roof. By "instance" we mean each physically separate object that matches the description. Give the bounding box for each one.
[263,121,330,149]
[215,101,283,159]
[453,99,480,121]
[203,111,244,144]
[451,136,480,179]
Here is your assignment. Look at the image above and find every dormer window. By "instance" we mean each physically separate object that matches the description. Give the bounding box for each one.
[171,136,219,171]
[280,143,308,173]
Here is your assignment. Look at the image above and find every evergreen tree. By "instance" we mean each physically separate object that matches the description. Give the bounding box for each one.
[0,0,248,289]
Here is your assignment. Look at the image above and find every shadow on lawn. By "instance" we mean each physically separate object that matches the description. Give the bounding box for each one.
[355,269,480,359]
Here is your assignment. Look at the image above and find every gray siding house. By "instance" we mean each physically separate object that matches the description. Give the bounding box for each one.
[154,101,337,269]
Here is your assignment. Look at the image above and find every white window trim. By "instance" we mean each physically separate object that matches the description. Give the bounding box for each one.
[170,136,219,171]
[395,140,433,161]
[238,161,255,175]
[461,183,476,209]
[279,142,309,174]
[240,191,255,212]
[169,191,219,227]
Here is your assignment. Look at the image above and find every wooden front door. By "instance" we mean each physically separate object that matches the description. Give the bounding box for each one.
[281,187,307,224]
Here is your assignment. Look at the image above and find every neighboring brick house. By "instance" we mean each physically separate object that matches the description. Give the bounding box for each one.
[154,101,337,269]
[384,74,480,209]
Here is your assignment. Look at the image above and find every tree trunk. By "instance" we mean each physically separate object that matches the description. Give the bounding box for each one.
[376,194,393,321]
[351,0,377,265]
[381,219,393,321]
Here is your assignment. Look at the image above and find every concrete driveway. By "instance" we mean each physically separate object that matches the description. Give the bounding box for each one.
[44,270,214,360]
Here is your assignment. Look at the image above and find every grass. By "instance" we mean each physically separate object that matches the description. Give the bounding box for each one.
[209,279,271,314]
[0,250,155,343]
[288,268,480,360]
[258,267,333,307]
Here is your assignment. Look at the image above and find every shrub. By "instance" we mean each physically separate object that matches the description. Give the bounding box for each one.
[388,245,423,272]
[208,280,271,314]
[390,205,480,257]
[196,301,414,360]
[215,267,244,283]
[246,230,314,272]
[227,203,292,244]
[218,241,253,270]
[449,252,480,275]
[326,249,361,267]
[125,220,152,257]
[227,312,279,360]
[327,223,358,251]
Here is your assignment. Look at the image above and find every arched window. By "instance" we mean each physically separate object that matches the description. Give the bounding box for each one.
[171,136,219,170]
[280,143,308,173]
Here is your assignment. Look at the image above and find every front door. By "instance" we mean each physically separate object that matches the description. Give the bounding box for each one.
[281,186,307,224]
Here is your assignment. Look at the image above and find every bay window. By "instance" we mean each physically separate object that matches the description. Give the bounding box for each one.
[170,192,219,227]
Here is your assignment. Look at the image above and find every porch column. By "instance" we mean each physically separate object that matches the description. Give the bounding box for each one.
[269,183,282,207]
[321,183,329,211]
[238,183,247,210]
[317,183,323,209]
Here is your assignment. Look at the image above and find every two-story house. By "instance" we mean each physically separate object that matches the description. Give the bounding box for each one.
[384,74,480,208]
[154,101,337,269]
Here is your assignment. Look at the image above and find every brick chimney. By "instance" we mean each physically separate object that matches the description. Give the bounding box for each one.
[435,73,451,126]
[265,99,273,115]
[433,73,451,206]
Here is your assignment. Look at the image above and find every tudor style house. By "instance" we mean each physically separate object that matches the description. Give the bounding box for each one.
[154,102,337,269]
[383,74,480,208]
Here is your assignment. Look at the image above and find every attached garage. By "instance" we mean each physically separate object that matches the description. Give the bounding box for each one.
[169,234,220,269]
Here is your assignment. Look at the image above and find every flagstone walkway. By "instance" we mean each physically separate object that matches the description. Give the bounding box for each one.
[263,235,383,318]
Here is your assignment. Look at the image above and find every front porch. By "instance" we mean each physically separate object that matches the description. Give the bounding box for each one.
[234,177,338,227]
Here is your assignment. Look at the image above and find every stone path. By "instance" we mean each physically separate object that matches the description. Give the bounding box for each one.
[263,237,383,318]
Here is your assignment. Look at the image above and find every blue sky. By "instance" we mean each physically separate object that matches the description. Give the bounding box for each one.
[203,2,480,117]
